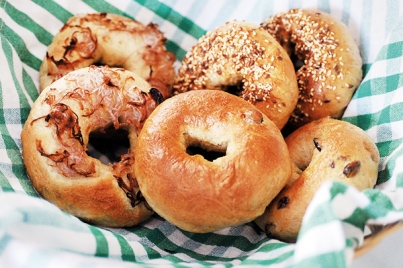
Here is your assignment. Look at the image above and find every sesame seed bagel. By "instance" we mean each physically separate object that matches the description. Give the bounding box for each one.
[261,9,363,131]
[21,66,163,227]
[39,12,176,99]
[173,20,298,130]
[254,117,380,242]
[135,90,292,233]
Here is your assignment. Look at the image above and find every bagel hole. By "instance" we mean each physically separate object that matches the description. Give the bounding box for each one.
[185,136,227,162]
[286,42,304,71]
[87,126,130,164]
[290,52,304,71]
[186,145,226,162]
[225,82,244,97]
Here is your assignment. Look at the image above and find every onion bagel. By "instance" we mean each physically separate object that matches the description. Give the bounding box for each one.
[39,12,175,99]
[21,65,163,227]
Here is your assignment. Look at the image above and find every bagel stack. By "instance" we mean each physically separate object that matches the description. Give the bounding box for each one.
[21,9,379,243]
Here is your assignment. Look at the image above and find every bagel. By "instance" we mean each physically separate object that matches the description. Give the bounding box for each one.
[173,20,299,130]
[254,117,380,242]
[21,65,163,227]
[134,90,292,233]
[261,9,363,131]
[39,12,176,99]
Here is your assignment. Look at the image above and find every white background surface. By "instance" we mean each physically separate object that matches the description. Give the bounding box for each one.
[353,225,403,267]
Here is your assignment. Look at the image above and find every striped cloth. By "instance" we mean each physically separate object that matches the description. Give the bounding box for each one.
[1,0,403,267]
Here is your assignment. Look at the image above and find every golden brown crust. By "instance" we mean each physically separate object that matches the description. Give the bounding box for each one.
[173,20,299,130]
[39,13,176,99]
[254,117,380,242]
[261,9,363,131]
[135,90,293,233]
[21,66,162,227]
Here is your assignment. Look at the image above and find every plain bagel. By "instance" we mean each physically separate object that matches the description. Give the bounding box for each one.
[39,12,176,99]
[21,65,163,227]
[254,117,380,242]
[135,90,293,233]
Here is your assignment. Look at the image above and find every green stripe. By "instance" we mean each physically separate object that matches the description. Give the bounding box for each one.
[0,21,42,70]
[112,233,136,262]
[0,167,14,192]
[0,38,37,196]
[128,224,248,262]
[0,234,12,254]
[88,225,109,257]
[364,189,396,211]
[1,35,30,131]
[362,63,372,77]
[134,0,205,60]
[354,73,403,99]
[376,137,403,184]
[31,0,73,24]
[181,224,269,252]
[22,68,39,105]
[343,102,403,131]
[376,41,403,61]
[135,0,206,39]
[3,2,53,46]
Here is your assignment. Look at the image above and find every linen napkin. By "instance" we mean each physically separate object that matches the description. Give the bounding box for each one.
[1,1,403,267]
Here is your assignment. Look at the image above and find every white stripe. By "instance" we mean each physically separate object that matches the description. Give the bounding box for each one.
[0,9,47,59]
[44,249,142,268]
[0,40,20,110]
[329,0,344,22]
[245,241,295,260]
[331,187,371,220]
[228,0,260,22]
[294,220,346,262]
[10,0,64,35]
[52,0,96,14]
[0,149,11,164]
[344,84,403,118]
[365,121,403,144]
[341,221,364,247]
[349,0,364,52]
[302,181,332,222]
[0,239,33,267]
[0,39,35,108]
[22,63,40,98]
[368,0,387,63]
[8,223,97,255]
[363,57,403,81]
[131,6,156,26]
[0,8,46,62]
[104,0,131,12]
[273,0,291,13]
[172,0,196,16]
[195,0,226,30]
[347,0,363,48]
[159,19,198,51]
